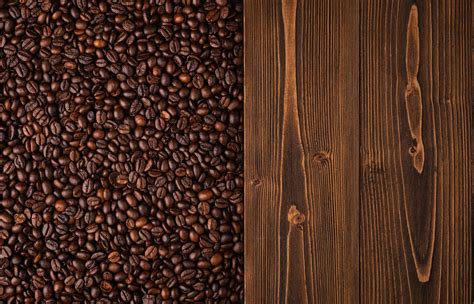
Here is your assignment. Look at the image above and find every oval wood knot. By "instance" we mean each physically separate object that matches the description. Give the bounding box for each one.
[312,151,331,169]
[405,4,425,175]
[288,205,305,230]
[251,178,262,187]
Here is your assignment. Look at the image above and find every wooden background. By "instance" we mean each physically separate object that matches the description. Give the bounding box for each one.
[244,0,471,303]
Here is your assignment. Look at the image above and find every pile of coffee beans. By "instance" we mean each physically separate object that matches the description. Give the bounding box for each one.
[0,0,243,302]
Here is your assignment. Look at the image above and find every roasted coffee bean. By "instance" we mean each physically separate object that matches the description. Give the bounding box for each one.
[198,189,214,201]
[82,178,94,194]
[51,259,61,272]
[64,276,75,286]
[0,0,243,302]
[46,240,59,251]
[180,269,197,281]
[0,247,12,259]
[145,246,158,260]
[108,251,120,263]
[120,290,132,302]
[14,63,28,77]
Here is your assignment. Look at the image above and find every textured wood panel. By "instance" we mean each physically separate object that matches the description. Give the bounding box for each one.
[360,0,472,302]
[244,0,471,302]
[244,0,360,302]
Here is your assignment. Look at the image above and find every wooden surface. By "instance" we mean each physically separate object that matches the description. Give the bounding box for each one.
[244,0,359,302]
[360,0,472,302]
[244,0,471,303]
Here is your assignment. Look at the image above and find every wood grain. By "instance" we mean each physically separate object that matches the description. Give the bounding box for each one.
[360,0,472,302]
[244,0,359,302]
[244,0,471,302]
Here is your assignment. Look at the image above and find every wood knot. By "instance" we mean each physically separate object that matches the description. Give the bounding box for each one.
[312,151,331,168]
[251,178,262,187]
[404,3,424,174]
[288,205,305,230]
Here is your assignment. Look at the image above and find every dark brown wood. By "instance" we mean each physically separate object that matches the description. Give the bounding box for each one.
[244,0,360,303]
[360,0,472,302]
[244,0,472,302]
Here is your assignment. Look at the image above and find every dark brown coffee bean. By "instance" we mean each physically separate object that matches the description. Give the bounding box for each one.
[180,269,197,281]
[208,35,221,48]
[225,70,237,85]
[206,9,220,22]
[0,246,12,258]
[15,62,28,77]
[120,290,132,302]
[32,276,45,289]
[144,245,158,260]
[192,74,205,89]
[122,20,135,32]
[75,279,85,291]
[169,40,180,54]
[108,251,120,263]
[45,240,59,251]
[116,175,128,185]
[82,178,93,194]
[17,50,32,62]
[65,276,75,286]
[198,189,214,201]
[51,259,61,272]
[111,3,126,14]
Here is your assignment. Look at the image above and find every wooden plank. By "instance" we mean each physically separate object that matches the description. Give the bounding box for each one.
[360,0,472,302]
[244,0,359,302]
